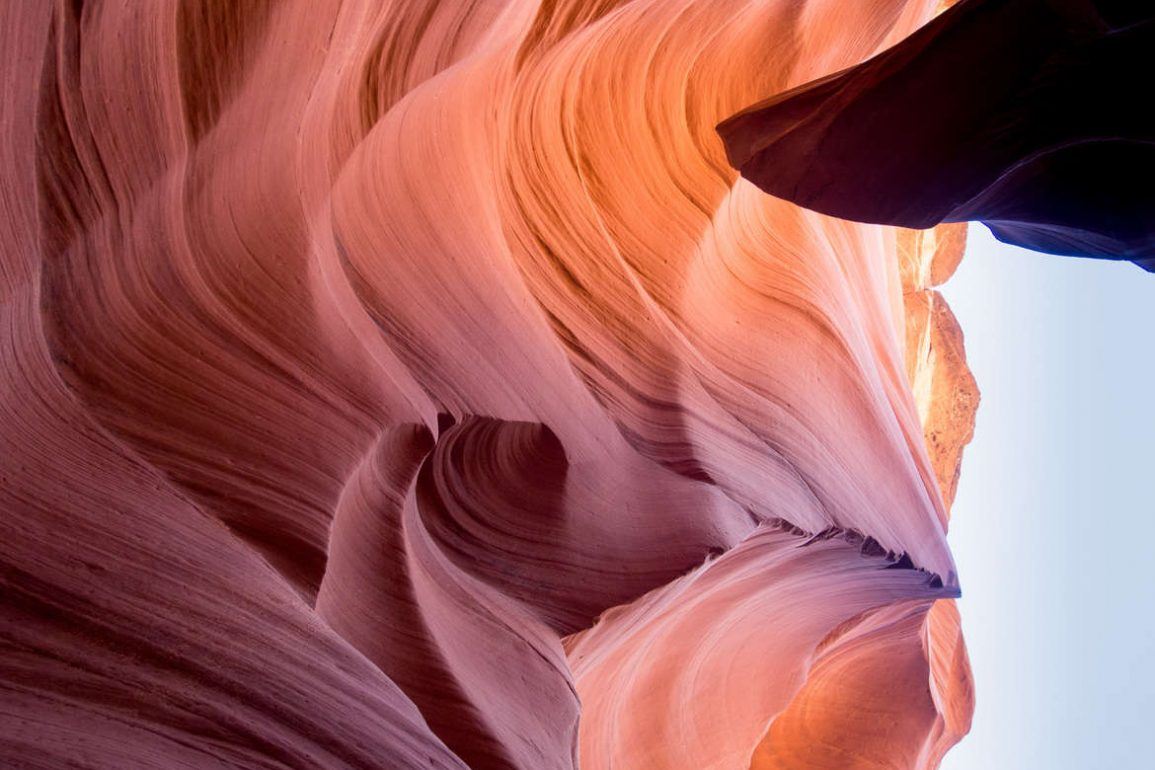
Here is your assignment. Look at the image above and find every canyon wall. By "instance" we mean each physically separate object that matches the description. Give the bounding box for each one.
[2,1,976,767]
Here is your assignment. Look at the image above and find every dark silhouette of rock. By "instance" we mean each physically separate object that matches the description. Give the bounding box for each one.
[719,0,1155,271]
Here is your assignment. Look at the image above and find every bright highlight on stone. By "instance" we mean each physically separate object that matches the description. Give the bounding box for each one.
[0,2,990,768]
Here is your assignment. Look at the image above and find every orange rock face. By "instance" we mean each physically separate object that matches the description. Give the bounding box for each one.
[2,2,975,768]
[899,224,979,511]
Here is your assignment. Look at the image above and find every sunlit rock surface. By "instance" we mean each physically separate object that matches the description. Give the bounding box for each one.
[719,0,1155,269]
[2,2,976,768]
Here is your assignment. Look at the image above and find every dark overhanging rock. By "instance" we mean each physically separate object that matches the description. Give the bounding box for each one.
[718,0,1155,271]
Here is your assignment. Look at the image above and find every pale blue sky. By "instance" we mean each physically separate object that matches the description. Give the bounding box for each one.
[939,225,1155,769]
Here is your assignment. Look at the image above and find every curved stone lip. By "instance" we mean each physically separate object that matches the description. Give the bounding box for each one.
[717,0,1155,270]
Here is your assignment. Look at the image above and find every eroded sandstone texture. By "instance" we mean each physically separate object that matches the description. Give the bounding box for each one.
[2,2,976,768]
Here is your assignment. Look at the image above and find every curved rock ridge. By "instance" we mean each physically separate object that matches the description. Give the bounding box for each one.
[718,0,1155,269]
[3,1,975,768]
[566,524,956,770]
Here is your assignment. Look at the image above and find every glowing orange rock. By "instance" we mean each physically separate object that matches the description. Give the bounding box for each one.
[2,1,976,767]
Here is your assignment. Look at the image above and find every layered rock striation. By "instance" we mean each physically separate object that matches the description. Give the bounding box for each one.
[3,2,977,768]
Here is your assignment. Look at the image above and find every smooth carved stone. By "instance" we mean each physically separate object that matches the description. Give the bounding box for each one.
[2,2,978,768]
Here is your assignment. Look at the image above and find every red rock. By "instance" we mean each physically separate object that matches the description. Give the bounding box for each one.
[2,2,976,767]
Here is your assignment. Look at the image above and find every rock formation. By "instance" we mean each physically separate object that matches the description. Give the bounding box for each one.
[2,1,977,767]
[719,0,1155,270]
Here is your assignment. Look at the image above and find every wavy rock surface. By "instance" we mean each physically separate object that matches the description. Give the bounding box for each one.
[3,2,975,768]
[719,0,1155,269]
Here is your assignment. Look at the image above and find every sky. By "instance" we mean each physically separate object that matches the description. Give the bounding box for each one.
[938,225,1155,769]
